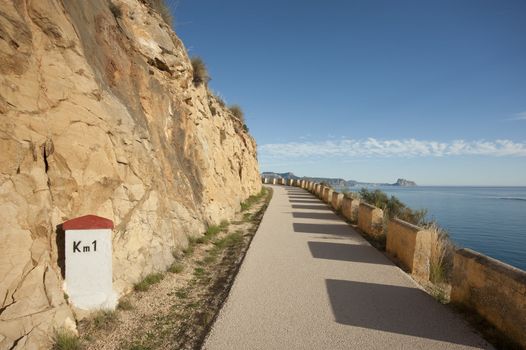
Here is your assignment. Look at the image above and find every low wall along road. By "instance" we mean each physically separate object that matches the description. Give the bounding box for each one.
[253,177,526,349]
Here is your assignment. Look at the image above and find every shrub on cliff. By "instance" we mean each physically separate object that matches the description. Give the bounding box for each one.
[228,104,244,122]
[359,188,428,226]
[142,0,173,26]
[191,57,210,86]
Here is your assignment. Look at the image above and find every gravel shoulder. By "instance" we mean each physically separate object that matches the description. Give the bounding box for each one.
[77,188,272,350]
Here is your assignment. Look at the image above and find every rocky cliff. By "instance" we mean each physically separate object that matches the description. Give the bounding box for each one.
[0,0,261,348]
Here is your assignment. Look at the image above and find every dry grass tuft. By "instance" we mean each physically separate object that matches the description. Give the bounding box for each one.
[191,57,210,86]
[228,105,244,122]
[52,329,80,350]
[427,222,454,284]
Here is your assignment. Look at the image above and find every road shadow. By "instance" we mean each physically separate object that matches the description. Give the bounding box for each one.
[291,204,329,210]
[308,241,391,265]
[293,222,351,237]
[292,212,338,220]
[325,279,489,347]
[289,199,321,204]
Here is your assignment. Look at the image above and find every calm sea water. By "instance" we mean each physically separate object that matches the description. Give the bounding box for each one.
[343,186,526,271]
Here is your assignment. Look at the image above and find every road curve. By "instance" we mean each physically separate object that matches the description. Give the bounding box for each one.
[203,185,492,350]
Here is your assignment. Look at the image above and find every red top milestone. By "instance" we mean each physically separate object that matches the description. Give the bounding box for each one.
[63,215,114,230]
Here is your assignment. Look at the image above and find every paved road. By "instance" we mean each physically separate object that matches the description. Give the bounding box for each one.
[203,185,492,350]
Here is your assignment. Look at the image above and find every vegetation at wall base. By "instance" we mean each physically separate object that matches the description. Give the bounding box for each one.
[133,273,164,292]
[427,223,454,284]
[117,299,134,311]
[241,188,268,211]
[168,262,184,274]
[52,328,80,350]
[78,188,273,350]
[92,310,118,330]
[359,188,428,226]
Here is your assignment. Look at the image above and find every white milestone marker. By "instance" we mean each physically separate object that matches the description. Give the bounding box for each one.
[63,215,117,310]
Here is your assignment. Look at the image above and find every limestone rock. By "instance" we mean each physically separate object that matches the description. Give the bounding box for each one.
[0,0,261,347]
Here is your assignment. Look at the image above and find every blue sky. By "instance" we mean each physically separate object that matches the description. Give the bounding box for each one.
[168,0,526,185]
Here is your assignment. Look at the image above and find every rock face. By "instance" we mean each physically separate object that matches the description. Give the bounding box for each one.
[393,178,417,187]
[0,0,261,348]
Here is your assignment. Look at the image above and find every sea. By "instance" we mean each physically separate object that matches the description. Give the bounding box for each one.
[341,186,526,271]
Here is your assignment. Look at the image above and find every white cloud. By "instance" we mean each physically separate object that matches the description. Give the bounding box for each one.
[259,138,526,159]
[509,111,526,121]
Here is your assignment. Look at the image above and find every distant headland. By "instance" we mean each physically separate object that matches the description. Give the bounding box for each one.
[261,172,417,188]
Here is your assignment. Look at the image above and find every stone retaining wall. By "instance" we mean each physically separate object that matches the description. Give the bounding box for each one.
[358,202,384,237]
[317,185,324,198]
[341,197,359,222]
[386,218,432,280]
[331,192,344,210]
[261,175,526,347]
[450,249,526,348]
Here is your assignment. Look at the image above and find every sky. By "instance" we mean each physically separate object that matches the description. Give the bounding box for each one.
[167,0,526,186]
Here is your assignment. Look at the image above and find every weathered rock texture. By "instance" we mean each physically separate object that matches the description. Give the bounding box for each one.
[0,0,261,348]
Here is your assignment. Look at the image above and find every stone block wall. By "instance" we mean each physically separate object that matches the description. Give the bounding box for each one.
[386,218,432,280]
[331,192,344,210]
[279,178,526,347]
[358,202,384,237]
[317,185,324,198]
[450,249,526,348]
[341,197,359,222]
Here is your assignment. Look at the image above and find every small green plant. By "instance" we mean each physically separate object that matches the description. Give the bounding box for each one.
[134,273,164,292]
[213,231,243,250]
[220,219,229,229]
[228,104,244,122]
[206,225,222,236]
[175,289,188,299]
[182,244,194,257]
[191,57,210,86]
[168,262,184,273]
[52,328,80,350]
[240,188,267,211]
[92,309,117,330]
[193,267,206,277]
[203,255,216,265]
[117,299,133,311]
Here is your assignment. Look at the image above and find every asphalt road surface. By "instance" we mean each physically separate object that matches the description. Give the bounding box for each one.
[203,185,492,350]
